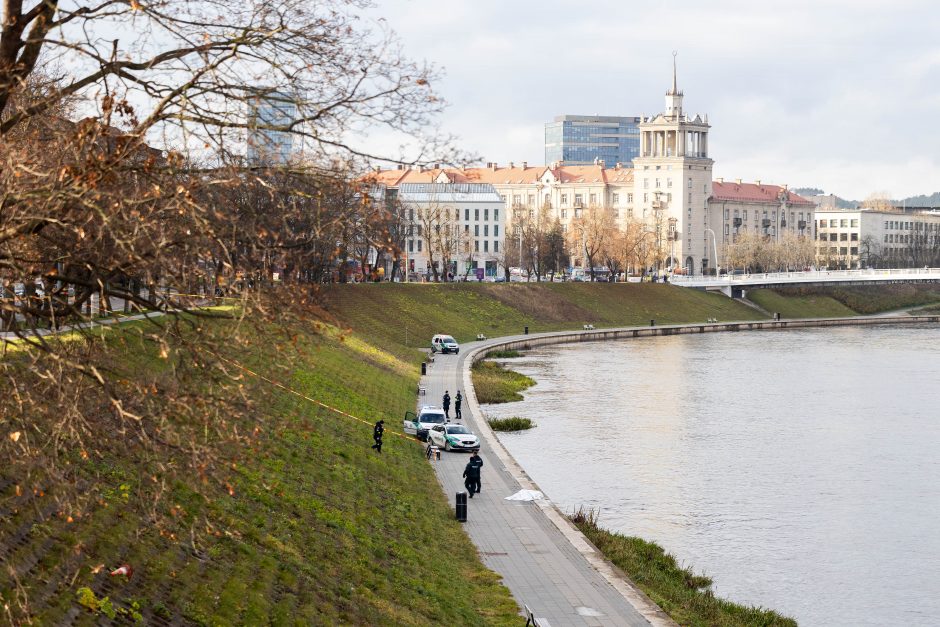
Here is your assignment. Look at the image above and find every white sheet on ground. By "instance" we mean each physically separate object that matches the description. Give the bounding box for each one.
[504,489,545,501]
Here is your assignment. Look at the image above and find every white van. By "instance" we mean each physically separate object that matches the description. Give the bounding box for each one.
[431,334,460,354]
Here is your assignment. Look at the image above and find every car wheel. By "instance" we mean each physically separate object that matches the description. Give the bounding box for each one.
[444,441,450,452]
[455,349,459,354]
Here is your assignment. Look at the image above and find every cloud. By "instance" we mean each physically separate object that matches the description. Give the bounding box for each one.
[365,0,940,198]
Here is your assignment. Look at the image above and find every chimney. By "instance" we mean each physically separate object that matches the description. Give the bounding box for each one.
[615,162,622,170]
[373,165,381,173]
[396,163,404,170]
[433,163,440,169]
[509,161,515,169]
[522,161,528,170]
[598,159,605,168]
[716,177,723,183]
[735,178,742,185]
[756,179,761,186]
[490,162,498,171]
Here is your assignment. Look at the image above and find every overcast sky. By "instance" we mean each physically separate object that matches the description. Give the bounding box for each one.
[365,0,940,200]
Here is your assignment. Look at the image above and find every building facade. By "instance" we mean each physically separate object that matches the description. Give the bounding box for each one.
[370,60,815,276]
[397,183,504,280]
[814,209,940,269]
[247,91,297,165]
[544,115,641,166]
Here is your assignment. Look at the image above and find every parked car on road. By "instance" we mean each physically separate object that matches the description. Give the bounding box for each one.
[427,423,480,452]
[403,406,448,441]
[431,334,460,354]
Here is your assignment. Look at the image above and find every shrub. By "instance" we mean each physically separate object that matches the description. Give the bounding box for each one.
[488,416,535,431]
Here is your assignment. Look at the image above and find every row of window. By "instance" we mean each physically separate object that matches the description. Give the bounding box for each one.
[406,239,500,254]
[881,233,940,244]
[505,192,638,208]
[818,232,859,241]
[882,220,940,231]
[818,218,860,228]
[818,246,860,256]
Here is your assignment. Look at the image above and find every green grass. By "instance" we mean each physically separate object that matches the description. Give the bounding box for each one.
[749,284,940,318]
[748,289,856,319]
[2,318,520,625]
[570,508,797,627]
[471,361,535,404]
[486,349,521,358]
[487,417,535,431]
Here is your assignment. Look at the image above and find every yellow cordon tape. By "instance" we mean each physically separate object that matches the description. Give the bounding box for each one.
[213,353,418,443]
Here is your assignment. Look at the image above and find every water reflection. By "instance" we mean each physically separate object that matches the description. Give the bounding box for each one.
[485,325,940,627]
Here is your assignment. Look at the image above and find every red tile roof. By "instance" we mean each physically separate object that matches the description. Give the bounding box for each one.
[710,181,814,206]
[366,164,634,186]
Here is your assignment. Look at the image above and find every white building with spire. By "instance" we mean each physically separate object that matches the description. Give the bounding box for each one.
[368,56,816,277]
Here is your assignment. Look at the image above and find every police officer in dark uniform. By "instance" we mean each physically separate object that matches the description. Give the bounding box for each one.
[371,420,384,453]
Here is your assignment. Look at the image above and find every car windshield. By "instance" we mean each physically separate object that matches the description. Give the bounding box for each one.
[446,426,470,434]
[442,336,456,343]
[422,413,445,424]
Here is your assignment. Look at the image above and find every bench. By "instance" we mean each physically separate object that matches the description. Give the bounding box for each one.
[582,324,595,330]
[476,333,487,341]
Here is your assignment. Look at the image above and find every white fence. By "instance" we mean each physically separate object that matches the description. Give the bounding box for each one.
[669,267,940,289]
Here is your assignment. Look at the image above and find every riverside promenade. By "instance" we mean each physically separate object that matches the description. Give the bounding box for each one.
[419,314,940,626]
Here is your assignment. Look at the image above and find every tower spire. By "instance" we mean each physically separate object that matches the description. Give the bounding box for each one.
[671,50,678,95]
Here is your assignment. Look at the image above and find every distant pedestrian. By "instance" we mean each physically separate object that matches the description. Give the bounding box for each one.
[463,457,481,498]
[371,420,384,453]
[468,451,483,493]
[454,391,462,420]
[442,391,451,419]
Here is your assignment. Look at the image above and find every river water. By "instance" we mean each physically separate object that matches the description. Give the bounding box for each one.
[484,325,940,626]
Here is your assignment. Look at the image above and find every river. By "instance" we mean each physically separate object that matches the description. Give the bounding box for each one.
[484,325,940,626]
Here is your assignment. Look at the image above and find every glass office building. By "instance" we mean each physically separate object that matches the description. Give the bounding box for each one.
[544,115,641,166]
[247,91,298,165]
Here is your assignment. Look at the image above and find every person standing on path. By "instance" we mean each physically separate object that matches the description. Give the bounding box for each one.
[454,391,462,420]
[468,451,483,493]
[442,391,451,420]
[371,420,384,453]
[462,456,481,497]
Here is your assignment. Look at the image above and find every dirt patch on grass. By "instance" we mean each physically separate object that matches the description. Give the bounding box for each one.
[476,284,598,323]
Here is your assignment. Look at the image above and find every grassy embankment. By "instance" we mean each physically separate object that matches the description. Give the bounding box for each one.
[1,316,520,625]
[748,284,940,318]
[570,509,796,627]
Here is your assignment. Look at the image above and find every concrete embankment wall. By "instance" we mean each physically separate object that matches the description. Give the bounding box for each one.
[471,315,940,358]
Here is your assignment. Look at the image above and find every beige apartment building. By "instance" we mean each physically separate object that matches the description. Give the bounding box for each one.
[814,209,940,268]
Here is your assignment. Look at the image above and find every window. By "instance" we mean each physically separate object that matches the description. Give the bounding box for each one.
[484,240,488,253]
[688,178,692,189]
[655,178,661,188]
[494,241,499,252]
[408,240,414,253]
[561,194,568,205]
[474,240,479,252]
[474,225,479,237]
[464,225,469,234]
[627,193,633,203]
[590,193,597,205]
[688,192,692,203]
[574,193,583,206]
[475,209,479,221]
[829,233,837,241]
[417,240,422,252]
[574,208,582,218]
[528,194,535,206]
[494,225,499,237]
[851,233,858,241]
[484,209,489,221]
[612,193,620,205]
[851,218,859,228]
[543,193,550,206]
[840,233,848,241]
[850,247,858,255]
[830,219,838,227]
[512,195,521,206]
[667,178,673,188]
[484,225,489,236]
[500,195,506,204]
[743,211,748,222]
[455,208,460,221]
[725,208,730,220]
[494,209,499,222]
[628,208,634,217]
[840,219,848,227]
[561,209,567,218]
[465,209,469,221]
[613,209,619,218]
[840,247,848,255]
[643,193,648,203]
[644,179,650,189]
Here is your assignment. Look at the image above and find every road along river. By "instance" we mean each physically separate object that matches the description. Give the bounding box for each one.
[483,324,940,627]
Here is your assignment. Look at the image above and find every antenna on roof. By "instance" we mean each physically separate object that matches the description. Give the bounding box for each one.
[671,50,678,94]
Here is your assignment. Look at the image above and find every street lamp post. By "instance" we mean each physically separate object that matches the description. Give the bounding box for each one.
[704,227,719,276]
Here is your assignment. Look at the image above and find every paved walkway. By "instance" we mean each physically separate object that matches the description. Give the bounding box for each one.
[419,337,672,626]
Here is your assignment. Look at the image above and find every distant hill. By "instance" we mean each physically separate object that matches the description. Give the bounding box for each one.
[794,186,940,209]
[899,192,940,207]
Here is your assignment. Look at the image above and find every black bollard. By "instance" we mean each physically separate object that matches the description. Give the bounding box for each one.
[524,326,529,335]
[421,362,427,375]
[650,319,655,327]
[774,312,780,321]
[456,491,468,522]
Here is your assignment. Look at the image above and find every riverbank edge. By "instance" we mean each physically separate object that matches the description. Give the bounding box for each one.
[459,314,940,625]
